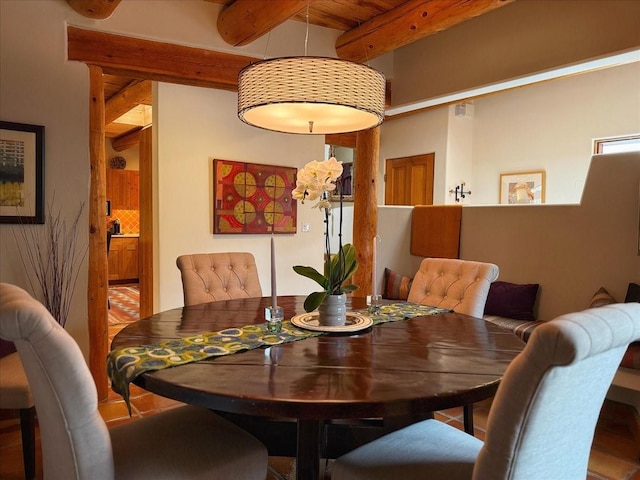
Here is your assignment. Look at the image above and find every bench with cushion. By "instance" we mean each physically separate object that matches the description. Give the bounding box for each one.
[385,270,638,375]
[484,282,640,404]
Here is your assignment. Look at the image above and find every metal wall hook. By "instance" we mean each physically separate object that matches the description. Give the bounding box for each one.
[449,182,471,203]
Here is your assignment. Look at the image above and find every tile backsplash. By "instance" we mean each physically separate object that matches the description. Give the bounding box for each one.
[109,209,139,234]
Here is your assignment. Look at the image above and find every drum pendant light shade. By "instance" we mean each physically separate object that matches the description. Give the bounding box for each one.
[238,57,386,135]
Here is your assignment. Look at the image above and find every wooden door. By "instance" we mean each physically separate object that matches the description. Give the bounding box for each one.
[128,171,139,210]
[384,153,434,206]
[107,169,129,209]
[120,238,139,280]
[108,246,121,281]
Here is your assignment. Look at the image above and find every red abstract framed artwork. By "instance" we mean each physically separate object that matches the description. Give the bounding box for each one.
[213,159,297,234]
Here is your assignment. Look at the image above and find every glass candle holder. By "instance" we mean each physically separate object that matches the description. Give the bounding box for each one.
[265,305,284,333]
[367,294,382,315]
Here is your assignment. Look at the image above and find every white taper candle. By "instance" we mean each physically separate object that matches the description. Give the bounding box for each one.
[372,236,377,297]
[271,235,277,308]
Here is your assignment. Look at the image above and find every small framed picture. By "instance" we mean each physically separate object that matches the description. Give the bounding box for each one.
[499,170,545,205]
[0,121,45,223]
[330,162,354,202]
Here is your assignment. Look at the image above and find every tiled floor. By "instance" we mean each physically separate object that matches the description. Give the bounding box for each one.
[1,294,638,479]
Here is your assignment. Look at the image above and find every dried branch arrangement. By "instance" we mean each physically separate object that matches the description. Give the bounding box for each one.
[14,201,87,327]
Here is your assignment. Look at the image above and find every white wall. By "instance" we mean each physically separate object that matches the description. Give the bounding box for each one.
[380,107,449,204]
[106,142,139,171]
[155,83,327,310]
[0,0,91,347]
[446,104,474,205]
[375,206,420,286]
[381,61,640,206]
[0,0,364,356]
[471,62,640,205]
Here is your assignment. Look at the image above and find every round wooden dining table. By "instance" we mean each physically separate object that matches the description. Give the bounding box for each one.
[111,295,525,480]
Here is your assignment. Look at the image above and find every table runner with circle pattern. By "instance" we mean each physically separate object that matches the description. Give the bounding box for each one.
[107,302,451,413]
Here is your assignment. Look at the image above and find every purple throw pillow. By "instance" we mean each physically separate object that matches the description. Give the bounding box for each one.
[0,338,17,358]
[484,281,539,321]
[625,283,640,303]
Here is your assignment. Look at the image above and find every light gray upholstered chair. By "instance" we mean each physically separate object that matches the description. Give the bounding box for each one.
[407,258,499,319]
[176,252,262,306]
[408,257,499,433]
[0,350,36,479]
[332,303,640,480]
[0,283,268,480]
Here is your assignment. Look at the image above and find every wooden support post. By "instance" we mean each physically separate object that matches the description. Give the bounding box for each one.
[352,127,380,296]
[67,0,122,19]
[138,126,153,319]
[88,65,109,400]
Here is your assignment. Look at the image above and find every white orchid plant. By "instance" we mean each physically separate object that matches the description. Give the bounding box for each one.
[292,157,358,312]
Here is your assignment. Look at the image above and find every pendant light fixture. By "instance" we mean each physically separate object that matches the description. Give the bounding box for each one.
[237,4,385,135]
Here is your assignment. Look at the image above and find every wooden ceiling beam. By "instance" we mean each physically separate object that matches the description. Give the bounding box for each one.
[111,128,142,152]
[67,26,260,91]
[105,80,152,125]
[336,0,515,63]
[66,0,122,19]
[218,0,319,47]
[325,133,357,149]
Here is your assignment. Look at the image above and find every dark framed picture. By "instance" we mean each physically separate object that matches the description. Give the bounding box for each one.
[0,121,45,224]
[330,161,354,202]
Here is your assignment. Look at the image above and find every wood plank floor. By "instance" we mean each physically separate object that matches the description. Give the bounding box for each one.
[1,285,638,479]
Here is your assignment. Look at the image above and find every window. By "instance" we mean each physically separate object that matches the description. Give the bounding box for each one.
[594,134,640,154]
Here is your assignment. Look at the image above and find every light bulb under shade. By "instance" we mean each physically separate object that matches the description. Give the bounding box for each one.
[238,56,386,135]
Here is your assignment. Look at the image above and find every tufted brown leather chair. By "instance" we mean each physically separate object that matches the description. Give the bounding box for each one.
[407,257,499,435]
[407,258,499,319]
[176,252,262,306]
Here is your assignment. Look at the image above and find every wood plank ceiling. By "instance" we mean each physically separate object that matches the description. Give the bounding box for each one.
[70,0,515,149]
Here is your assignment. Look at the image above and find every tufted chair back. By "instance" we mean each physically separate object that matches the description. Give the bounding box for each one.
[0,283,269,480]
[177,252,263,306]
[407,258,499,318]
[331,303,640,480]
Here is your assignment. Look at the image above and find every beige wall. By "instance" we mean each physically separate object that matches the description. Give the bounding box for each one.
[392,0,640,106]
[377,152,640,322]
[461,152,640,321]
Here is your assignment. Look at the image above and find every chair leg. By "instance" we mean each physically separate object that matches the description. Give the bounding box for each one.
[463,404,474,436]
[19,406,36,480]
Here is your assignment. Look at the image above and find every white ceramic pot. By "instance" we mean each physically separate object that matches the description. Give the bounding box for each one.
[317,293,347,326]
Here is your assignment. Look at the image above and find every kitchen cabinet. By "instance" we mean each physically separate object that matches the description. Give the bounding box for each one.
[107,169,139,210]
[108,236,139,282]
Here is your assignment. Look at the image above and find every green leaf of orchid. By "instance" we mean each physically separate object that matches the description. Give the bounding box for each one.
[304,291,328,312]
[292,265,328,289]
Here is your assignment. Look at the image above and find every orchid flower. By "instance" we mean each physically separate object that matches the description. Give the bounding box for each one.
[292,157,359,312]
